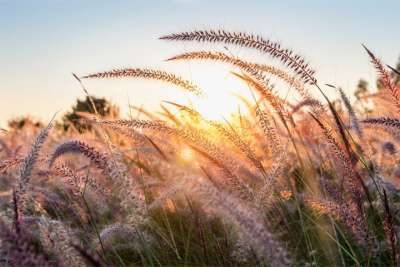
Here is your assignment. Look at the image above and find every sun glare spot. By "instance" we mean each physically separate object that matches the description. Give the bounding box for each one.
[190,90,251,121]
[180,147,194,162]
[184,69,253,121]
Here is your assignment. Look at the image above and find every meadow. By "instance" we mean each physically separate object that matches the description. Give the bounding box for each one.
[1,29,400,266]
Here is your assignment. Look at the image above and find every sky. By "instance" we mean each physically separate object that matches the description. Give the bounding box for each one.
[1,0,399,126]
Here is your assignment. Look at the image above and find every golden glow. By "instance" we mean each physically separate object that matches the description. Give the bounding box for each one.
[180,147,194,162]
[187,72,253,121]
[194,93,240,121]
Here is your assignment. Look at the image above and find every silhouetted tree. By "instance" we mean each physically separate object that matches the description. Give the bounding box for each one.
[355,79,369,100]
[62,96,119,132]
[8,116,43,130]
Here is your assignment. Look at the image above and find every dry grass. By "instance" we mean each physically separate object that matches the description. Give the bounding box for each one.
[0,30,400,266]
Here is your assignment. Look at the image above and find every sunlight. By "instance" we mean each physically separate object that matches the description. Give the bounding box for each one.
[3,5,399,263]
[186,70,253,121]
[180,146,194,162]
[193,93,240,121]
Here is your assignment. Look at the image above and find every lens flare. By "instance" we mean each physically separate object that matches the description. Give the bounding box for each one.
[180,147,194,162]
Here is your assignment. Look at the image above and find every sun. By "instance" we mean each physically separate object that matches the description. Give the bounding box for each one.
[185,70,253,121]
[193,92,241,121]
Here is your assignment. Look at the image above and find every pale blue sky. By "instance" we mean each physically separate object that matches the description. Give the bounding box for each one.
[1,0,399,125]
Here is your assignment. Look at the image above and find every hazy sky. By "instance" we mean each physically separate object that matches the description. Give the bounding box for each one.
[1,0,399,126]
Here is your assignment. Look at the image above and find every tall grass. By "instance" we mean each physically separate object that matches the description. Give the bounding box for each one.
[0,29,399,266]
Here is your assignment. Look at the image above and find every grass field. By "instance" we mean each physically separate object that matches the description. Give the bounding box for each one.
[1,30,400,266]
